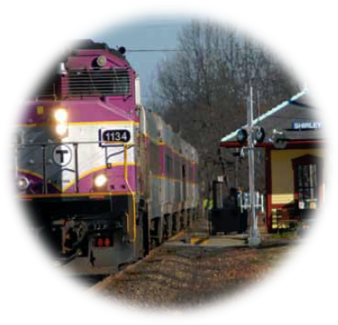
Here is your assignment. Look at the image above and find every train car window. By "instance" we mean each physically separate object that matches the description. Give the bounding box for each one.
[195,165,199,183]
[68,68,130,96]
[174,158,181,180]
[165,154,173,177]
[182,164,187,200]
[149,141,160,175]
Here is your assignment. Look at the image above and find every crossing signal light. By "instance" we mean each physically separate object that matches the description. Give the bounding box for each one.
[237,129,248,145]
[254,127,265,143]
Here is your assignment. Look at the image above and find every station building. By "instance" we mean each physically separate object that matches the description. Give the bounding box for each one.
[220,90,325,232]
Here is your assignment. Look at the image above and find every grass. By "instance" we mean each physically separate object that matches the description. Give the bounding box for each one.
[268,228,299,240]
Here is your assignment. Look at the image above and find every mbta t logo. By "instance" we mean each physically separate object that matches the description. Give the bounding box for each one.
[52,145,72,166]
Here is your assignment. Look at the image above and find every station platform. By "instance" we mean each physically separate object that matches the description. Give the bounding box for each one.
[164,231,248,248]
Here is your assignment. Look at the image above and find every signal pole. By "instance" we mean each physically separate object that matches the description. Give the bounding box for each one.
[247,86,260,246]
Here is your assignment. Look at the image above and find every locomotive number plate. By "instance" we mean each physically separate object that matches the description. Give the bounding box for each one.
[99,129,131,146]
[5,132,21,145]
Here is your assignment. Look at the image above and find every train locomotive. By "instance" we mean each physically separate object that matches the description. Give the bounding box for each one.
[15,40,200,274]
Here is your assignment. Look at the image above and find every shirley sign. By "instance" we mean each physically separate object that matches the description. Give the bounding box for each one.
[292,121,321,130]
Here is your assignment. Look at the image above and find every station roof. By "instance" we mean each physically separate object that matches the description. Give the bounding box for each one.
[220,89,325,148]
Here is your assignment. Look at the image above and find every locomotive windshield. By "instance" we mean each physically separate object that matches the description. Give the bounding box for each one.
[68,68,130,97]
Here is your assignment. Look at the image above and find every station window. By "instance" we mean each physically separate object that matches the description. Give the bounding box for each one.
[292,154,323,210]
[297,164,318,204]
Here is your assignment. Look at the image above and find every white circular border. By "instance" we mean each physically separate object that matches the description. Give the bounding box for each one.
[1,1,337,324]
[52,144,72,167]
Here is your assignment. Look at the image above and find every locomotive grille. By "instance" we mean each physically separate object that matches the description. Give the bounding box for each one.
[68,68,130,97]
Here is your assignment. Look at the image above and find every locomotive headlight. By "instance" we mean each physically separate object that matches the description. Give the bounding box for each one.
[17,177,30,191]
[55,124,68,136]
[54,108,68,123]
[53,108,69,137]
[94,174,108,188]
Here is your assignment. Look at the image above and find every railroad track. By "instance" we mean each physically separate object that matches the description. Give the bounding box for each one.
[61,215,205,300]
[87,229,192,293]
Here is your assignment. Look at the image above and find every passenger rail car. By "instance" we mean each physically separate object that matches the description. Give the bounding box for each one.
[15,40,200,274]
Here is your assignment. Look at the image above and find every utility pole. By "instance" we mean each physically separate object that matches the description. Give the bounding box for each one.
[247,85,260,246]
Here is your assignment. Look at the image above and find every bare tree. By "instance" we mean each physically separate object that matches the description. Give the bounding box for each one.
[147,20,300,199]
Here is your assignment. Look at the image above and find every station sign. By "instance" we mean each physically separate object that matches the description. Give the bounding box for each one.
[292,120,321,130]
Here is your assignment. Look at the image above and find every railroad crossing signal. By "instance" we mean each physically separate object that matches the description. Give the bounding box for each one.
[254,126,265,143]
[237,128,248,145]
[237,126,265,146]
[272,131,287,149]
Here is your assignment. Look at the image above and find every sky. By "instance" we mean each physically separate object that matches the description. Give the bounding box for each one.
[67,3,236,102]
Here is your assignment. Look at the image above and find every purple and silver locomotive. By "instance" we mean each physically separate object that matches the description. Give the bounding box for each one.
[15,40,199,274]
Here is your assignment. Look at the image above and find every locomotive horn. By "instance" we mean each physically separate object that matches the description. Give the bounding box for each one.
[118,46,126,54]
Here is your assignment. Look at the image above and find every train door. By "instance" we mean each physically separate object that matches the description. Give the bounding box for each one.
[136,107,151,256]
